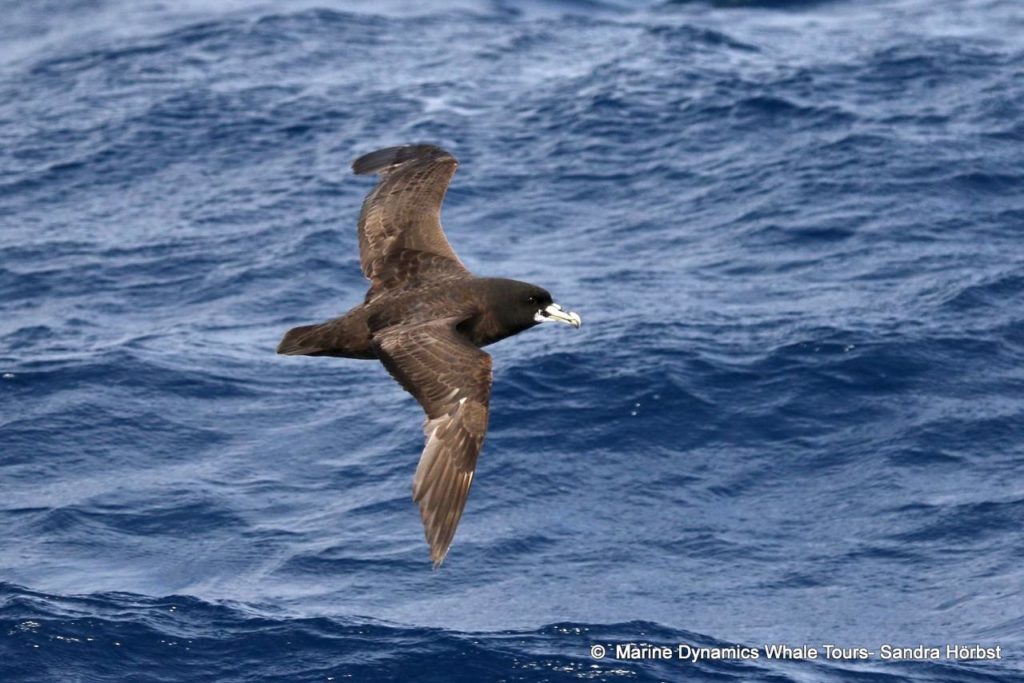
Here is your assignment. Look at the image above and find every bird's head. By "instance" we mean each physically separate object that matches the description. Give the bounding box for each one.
[490,280,582,335]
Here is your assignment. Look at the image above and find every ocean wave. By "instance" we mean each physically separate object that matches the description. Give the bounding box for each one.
[4,583,1018,682]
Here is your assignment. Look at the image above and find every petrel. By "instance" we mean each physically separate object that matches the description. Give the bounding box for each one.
[277,144,581,567]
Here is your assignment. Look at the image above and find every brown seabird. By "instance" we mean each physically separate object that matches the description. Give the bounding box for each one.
[277,144,581,567]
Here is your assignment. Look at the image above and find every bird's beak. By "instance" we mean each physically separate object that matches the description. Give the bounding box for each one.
[535,302,582,329]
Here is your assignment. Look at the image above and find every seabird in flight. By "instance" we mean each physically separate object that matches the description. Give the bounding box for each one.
[277,144,581,567]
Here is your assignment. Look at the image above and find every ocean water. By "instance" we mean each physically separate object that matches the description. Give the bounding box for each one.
[1,0,1022,680]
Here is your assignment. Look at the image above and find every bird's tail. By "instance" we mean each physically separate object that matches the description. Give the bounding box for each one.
[276,314,376,359]
[276,323,331,356]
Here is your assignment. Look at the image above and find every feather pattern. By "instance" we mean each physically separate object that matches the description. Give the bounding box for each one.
[352,144,469,297]
[372,317,492,567]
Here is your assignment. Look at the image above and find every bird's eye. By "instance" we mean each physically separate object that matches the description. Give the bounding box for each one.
[527,296,537,304]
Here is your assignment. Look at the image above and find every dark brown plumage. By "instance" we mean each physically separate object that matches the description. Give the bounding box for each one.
[277,144,581,567]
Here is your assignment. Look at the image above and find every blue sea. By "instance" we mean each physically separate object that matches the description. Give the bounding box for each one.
[2,0,1022,680]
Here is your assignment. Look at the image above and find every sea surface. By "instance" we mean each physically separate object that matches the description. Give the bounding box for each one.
[1,0,1022,681]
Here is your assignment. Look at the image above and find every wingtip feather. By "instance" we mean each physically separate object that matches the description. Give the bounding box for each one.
[352,144,456,175]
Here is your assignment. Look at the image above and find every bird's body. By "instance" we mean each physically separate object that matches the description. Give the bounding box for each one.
[278,277,551,359]
[278,144,580,566]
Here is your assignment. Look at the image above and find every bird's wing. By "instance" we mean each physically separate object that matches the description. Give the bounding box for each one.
[352,145,470,295]
[372,317,492,567]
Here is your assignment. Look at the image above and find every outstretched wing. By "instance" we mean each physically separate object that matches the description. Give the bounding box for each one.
[372,317,492,567]
[352,145,470,294]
